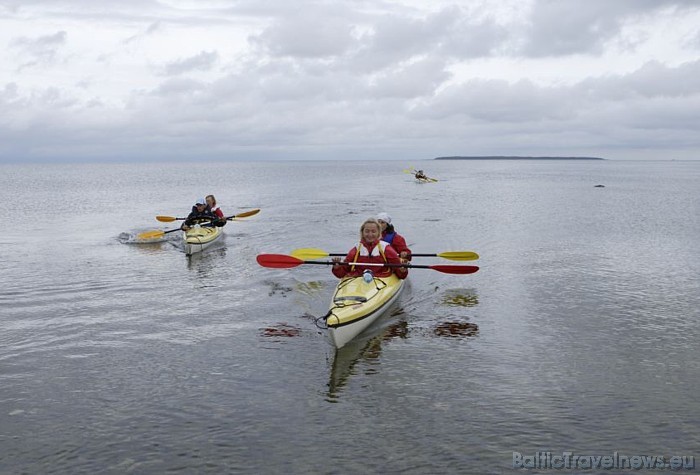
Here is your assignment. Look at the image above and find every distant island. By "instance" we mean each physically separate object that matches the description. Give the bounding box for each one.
[434,156,605,160]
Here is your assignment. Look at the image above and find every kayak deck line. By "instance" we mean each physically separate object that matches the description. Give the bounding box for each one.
[326,277,388,328]
[315,276,386,329]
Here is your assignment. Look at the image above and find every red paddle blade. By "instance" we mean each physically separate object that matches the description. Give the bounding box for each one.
[429,265,479,275]
[256,254,304,268]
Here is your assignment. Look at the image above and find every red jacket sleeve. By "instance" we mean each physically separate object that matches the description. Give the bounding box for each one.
[383,245,408,279]
[332,247,356,278]
[391,234,411,259]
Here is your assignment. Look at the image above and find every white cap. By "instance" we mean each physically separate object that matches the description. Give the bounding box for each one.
[196,197,206,205]
[376,212,391,224]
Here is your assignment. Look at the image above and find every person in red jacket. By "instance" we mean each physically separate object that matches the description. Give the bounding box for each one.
[376,212,412,260]
[206,194,224,219]
[206,194,227,227]
[331,218,408,279]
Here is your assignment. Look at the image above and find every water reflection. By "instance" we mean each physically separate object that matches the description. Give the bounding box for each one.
[325,287,481,400]
[440,288,479,307]
[295,280,326,296]
[327,320,409,402]
[433,321,479,338]
[186,247,228,274]
[263,279,294,297]
[260,323,302,340]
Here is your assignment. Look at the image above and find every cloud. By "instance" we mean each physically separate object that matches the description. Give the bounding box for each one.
[10,31,67,69]
[124,21,163,44]
[412,78,573,123]
[1,0,700,161]
[685,28,700,50]
[249,10,357,58]
[579,60,700,100]
[521,0,700,57]
[161,51,219,76]
[8,59,697,159]
[369,57,452,99]
[150,78,207,97]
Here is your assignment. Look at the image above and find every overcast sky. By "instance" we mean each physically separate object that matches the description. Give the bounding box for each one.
[1,0,699,162]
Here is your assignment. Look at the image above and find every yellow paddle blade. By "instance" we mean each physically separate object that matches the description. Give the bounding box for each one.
[436,251,479,261]
[290,248,330,260]
[136,230,166,240]
[156,215,177,222]
[230,208,261,220]
[402,168,416,174]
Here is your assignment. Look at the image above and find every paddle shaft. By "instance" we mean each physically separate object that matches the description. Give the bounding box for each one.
[161,215,239,222]
[157,208,260,222]
[290,248,479,261]
[256,254,479,274]
[138,209,258,239]
[310,260,407,269]
[322,252,459,258]
[307,260,478,273]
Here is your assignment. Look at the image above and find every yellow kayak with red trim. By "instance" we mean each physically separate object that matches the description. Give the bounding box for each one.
[325,273,405,349]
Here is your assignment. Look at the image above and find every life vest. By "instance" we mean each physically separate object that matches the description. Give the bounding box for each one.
[350,240,388,272]
[211,206,224,218]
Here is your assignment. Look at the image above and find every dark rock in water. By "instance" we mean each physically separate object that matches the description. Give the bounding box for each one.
[594,184,605,187]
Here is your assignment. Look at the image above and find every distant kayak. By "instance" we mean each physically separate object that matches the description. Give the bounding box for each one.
[403,166,438,183]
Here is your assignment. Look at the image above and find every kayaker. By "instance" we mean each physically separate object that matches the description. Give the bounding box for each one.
[181,198,217,231]
[331,218,408,279]
[376,212,412,261]
[206,194,227,227]
[415,169,427,180]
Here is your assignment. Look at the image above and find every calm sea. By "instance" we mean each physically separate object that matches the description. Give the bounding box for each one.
[1,159,699,474]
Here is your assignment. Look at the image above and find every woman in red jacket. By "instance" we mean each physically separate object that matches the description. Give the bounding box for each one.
[205,194,227,227]
[376,212,411,260]
[332,218,408,279]
[206,194,224,219]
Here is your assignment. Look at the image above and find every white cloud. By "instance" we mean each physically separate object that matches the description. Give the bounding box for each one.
[161,51,219,75]
[250,11,357,58]
[0,0,699,161]
[369,57,452,99]
[520,0,700,57]
[10,30,67,70]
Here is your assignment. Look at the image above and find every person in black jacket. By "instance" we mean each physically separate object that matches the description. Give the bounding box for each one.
[181,198,217,231]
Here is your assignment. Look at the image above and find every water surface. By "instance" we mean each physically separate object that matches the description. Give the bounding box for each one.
[1,160,699,473]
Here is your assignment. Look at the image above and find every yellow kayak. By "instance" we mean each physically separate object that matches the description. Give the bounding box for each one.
[325,273,405,349]
[183,225,224,256]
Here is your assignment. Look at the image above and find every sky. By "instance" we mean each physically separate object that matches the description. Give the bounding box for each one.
[1,0,699,162]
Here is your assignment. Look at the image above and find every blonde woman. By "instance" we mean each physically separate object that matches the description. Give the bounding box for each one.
[331,218,408,279]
